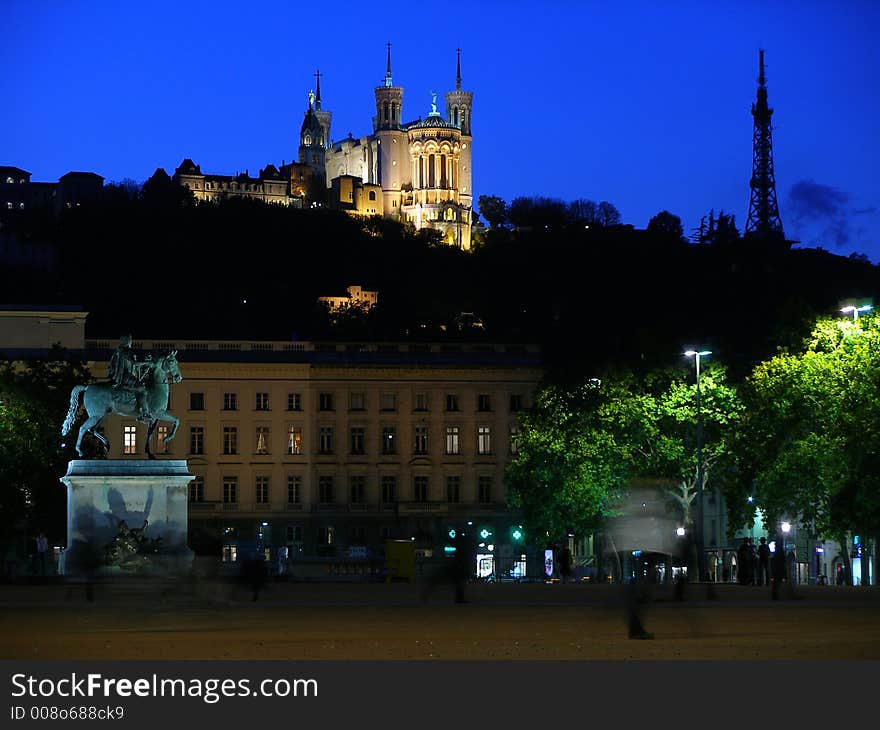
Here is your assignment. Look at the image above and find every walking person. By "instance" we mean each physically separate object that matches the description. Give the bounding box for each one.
[756,537,770,586]
[36,532,49,577]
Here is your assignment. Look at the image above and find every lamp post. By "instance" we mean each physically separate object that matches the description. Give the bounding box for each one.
[685,350,711,583]
[841,305,872,322]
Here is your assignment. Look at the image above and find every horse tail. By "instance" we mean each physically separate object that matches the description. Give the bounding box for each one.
[61,385,87,436]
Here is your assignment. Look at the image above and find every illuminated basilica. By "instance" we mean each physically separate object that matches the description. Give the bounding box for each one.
[174,45,473,250]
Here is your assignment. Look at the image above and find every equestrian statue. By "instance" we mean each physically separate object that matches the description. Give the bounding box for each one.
[62,334,183,459]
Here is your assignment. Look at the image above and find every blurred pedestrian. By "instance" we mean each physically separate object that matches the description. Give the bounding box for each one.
[736,538,749,585]
[36,532,49,577]
[756,537,770,586]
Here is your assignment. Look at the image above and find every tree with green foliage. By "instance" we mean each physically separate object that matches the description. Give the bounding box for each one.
[0,349,91,546]
[507,366,742,557]
[729,313,880,585]
[647,210,685,243]
[477,195,509,229]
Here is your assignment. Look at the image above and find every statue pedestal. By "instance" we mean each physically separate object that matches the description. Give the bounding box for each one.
[60,460,195,576]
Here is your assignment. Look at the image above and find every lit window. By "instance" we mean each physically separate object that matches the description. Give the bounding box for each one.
[445,426,460,455]
[286,426,302,455]
[123,425,137,455]
[478,426,492,455]
[255,426,270,454]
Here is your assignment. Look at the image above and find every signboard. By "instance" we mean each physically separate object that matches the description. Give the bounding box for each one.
[544,549,554,578]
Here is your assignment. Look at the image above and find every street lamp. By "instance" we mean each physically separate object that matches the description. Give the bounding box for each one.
[841,305,872,321]
[685,350,711,583]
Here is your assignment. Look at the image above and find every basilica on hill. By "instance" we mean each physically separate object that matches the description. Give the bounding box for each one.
[174,45,474,250]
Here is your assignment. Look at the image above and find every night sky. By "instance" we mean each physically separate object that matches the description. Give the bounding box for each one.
[4,1,878,258]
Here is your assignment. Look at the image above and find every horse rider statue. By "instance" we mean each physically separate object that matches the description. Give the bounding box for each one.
[108,334,151,423]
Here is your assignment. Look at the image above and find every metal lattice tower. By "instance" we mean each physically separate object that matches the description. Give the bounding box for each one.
[745,49,784,238]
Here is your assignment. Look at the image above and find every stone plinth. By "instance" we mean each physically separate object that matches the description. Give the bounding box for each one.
[60,460,194,575]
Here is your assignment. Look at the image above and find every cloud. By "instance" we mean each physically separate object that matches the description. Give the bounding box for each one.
[786,179,870,248]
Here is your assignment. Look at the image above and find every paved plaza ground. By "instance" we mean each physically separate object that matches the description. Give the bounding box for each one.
[1,581,879,660]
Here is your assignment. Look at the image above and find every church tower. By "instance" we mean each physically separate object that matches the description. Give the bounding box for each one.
[445,48,474,209]
[298,89,326,180]
[313,70,332,152]
[374,43,409,214]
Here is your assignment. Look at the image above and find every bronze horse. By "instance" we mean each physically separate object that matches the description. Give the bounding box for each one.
[62,351,183,459]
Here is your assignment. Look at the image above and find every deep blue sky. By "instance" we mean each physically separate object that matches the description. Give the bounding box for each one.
[4,1,878,258]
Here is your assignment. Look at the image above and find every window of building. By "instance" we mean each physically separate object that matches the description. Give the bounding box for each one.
[223,477,238,503]
[317,526,335,545]
[381,392,397,411]
[222,545,237,562]
[381,426,396,455]
[446,394,459,412]
[123,425,137,455]
[350,476,366,504]
[189,426,204,455]
[478,394,492,412]
[255,476,270,504]
[414,425,428,455]
[350,526,367,545]
[350,392,366,411]
[319,393,334,411]
[189,392,205,411]
[350,426,366,455]
[255,392,270,411]
[318,476,334,503]
[223,426,238,455]
[255,426,270,455]
[156,425,170,454]
[413,475,429,503]
[287,525,303,543]
[381,475,397,504]
[287,476,302,504]
[509,425,522,455]
[414,392,428,411]
[446,476,461,503]
[445,426,460,455]
[509,394,524,413]
[478,426,492,455]
[478,476,492,504]
[287,393,302,411]
[189,476,204,502]
[381,526,396,540]
[223,392,238,411]
[319,426,334,454]
[286,426,302,455]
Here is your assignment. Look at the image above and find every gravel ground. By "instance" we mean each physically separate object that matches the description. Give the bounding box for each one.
[2,582,879,660]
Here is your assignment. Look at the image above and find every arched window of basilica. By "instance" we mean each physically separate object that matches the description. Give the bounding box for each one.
[304,135,311,146]
[445,207,455,221]
[369,190,376,201]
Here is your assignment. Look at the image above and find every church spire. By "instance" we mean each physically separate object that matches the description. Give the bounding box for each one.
[314,70,323,110]
[384,42,393,87]
[456,48,461,90]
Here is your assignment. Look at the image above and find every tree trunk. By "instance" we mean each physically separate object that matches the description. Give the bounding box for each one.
[838,533,852,586]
